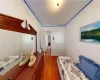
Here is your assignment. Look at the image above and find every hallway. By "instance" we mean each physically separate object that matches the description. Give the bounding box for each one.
[45,46,51,55]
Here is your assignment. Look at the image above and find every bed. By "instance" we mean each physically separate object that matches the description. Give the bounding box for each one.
[57,56,88,80]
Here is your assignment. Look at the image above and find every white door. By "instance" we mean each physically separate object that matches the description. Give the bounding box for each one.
[51,31,65,56]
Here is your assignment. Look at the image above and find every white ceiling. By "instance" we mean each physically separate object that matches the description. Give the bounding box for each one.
[25,0,92,27]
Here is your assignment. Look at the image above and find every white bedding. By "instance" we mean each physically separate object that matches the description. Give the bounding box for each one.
[0,56,20,75]
[57,56,88,80]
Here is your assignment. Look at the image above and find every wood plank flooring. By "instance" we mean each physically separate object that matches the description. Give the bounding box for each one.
[41,55,60,80]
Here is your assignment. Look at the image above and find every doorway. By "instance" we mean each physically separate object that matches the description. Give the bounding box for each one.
[45,31,51,55]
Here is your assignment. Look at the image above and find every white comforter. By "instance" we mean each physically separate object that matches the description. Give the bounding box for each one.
[57,56,88,80]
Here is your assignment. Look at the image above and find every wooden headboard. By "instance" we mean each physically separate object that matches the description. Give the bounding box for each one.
[0,13,37,54]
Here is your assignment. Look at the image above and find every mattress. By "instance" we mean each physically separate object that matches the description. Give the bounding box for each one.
[57,56,88,80]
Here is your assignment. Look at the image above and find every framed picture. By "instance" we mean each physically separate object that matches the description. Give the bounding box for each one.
[81,21,100,43]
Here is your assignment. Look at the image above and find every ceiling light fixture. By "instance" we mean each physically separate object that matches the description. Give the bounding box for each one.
[46,0,65,13]
[57,3,59,6]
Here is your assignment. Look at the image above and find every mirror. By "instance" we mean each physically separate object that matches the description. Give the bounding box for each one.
[0,30,36,60]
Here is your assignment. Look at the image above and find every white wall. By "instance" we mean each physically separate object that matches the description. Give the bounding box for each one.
[43,27,65,56]
[44,32,49,50]
[65,0,100,64]
[0,0,43,59]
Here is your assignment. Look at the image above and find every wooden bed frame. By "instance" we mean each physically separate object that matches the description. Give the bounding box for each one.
[0,13,39,80]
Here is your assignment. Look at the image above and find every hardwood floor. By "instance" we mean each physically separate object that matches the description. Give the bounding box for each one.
[45,46,51,55]
[41,55,60,80]
[14,55,60,80]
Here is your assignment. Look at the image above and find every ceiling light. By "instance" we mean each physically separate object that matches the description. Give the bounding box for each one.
[46,0,65,13]
[57,3,59,6]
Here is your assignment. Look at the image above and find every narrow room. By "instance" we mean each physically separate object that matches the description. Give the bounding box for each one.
[0,0,100,80]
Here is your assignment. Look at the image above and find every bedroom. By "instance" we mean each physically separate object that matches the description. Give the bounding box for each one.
[0,0,100,80]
